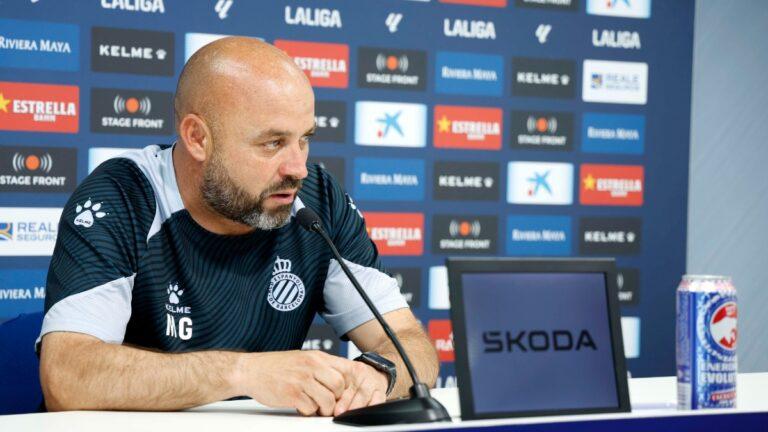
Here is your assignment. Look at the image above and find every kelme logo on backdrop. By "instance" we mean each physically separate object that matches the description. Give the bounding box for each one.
[512,57,576,99]
[435,52,503,96]
[313,100,346,143]
[0,18,79,71]
[0,82,79,134]
[0,146,77,193]
[579,217,642,255]
[91,88,173,135]
[275,40,349,88]
[516,0,578,11]
[91,27,174,76]
[433,161,499,201]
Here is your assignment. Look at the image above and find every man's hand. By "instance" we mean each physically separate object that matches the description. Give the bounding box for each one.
[235,350,386,416]
[333,360,388,416]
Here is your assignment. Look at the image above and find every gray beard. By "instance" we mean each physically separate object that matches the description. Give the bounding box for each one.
[200,152,300,231]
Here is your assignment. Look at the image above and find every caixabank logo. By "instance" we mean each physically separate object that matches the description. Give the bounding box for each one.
[0,82,79,133]
[432,215,498,255]
[512,57,575,99]
[433,161,499,201]
[355,101,427,147]
[435,51,503,96]
[579,217,642,255]
[0,146,77,193]
[510,110,573,151]
[507,161,574,205]
[0,207,62,256]
[91,27,174,76]
[275,40,348,88]
[587,0,651,19]
[363,212,424,256]
[314,100,346,143]
[91,88,173,135]
[0,18,79,71]
[580,164,644,206]
[357,47,426,91]
[434,105,502,150]
[353,157,425,201]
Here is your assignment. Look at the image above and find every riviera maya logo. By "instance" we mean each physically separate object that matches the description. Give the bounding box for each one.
[167,283,184,305]
[73,199,107,228]
[267,256,305,312]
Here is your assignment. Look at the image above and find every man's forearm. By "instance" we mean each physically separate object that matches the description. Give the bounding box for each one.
[373,327,440,399]
[41,333,242,411]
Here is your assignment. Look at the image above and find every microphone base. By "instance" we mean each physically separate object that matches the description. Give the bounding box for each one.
[332,392,451,426]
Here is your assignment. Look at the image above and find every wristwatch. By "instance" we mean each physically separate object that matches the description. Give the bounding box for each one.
[354,352,397,396]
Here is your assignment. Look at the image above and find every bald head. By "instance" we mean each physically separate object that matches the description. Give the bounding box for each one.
[174,37,311,133]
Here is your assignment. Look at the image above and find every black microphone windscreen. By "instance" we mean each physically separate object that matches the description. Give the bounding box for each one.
[295,207,321,232]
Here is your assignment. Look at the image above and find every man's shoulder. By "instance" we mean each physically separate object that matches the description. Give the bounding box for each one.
[71,145,171,225]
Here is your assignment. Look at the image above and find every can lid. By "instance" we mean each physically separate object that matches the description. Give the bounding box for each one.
[682,274,732,282]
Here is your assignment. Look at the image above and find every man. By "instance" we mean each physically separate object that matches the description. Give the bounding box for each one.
[38,37,438,416]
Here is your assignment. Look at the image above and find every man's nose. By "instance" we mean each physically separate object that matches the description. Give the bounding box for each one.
[279,141,309,180]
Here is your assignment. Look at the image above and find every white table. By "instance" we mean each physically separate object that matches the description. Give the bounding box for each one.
[2,373,766,431]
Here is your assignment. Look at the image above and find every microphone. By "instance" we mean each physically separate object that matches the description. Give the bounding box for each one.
[295,207,451,426]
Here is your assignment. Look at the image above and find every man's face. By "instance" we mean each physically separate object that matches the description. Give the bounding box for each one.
[200,77,314,230]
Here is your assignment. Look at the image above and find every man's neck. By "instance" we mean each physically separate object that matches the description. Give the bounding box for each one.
[172,145,255,236]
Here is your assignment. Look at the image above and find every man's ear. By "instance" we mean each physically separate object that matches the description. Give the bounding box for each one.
[178,113,213,163]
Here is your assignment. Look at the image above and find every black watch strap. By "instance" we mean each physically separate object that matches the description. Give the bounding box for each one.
[355,352,397,396]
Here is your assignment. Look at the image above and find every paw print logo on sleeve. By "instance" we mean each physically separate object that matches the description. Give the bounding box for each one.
[167,283,184,304]
[74,199,107,228]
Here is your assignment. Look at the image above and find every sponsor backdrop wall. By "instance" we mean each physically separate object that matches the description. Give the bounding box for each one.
[0,0,694,379]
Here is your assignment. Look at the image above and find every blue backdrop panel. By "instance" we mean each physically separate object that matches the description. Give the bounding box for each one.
[0,0,695,380]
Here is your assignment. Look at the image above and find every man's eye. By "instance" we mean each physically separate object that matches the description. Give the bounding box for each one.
[300,135,312,145]
[263,141,280,150]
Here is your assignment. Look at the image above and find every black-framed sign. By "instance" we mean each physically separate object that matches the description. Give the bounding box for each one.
[447,257,631,421]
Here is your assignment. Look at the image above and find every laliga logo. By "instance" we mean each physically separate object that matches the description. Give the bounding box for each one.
[710,302,737,351]
[12,152,53,173]
[113,95,151,116]
[376,54,409,73]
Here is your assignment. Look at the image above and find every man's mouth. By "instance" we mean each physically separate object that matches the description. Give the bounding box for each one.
[267,190,296,204]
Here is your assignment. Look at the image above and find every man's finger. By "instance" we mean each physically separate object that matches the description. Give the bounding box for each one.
[347,381,374,412]
[313,367,346,400]
[303,380,337,417]
[334,386,356,416]
[296,391,319,416]
[370,389,386,406]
